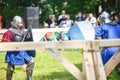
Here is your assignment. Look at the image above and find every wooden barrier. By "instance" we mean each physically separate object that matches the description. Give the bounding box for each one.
[0,28,120,80]
[0,28,69,41]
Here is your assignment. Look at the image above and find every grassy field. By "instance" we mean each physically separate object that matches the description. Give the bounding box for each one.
[0,50,120,80]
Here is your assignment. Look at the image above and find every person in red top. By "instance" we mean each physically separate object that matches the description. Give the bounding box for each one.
[1,16,35,80]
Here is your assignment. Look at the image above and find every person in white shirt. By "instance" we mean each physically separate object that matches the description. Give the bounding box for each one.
[66,14,73,28]
[58,10,67,20]
[85,13,97,27]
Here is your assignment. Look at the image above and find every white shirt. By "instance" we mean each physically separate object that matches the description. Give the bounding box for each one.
[85,17,97,27]
[66,20,73,28]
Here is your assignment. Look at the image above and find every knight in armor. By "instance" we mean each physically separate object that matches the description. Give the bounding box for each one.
[1,16,35,80]
[95,11,120,73]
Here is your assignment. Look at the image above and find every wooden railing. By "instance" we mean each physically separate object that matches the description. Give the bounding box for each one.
[0,28,120,80]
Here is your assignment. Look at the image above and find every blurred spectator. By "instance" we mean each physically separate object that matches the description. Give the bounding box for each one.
[66,14,73,28]
[58,10,67,20]
[85,13,97,27]
[50,15,58,28]
[44,32,52,41]
[60,32,69,41]
[75,12,85,23]
[44,14,53,28]
[43,26,52,41]
[44,14,58,28]
[82,14,87,20]
[113,14,120,22]
[58,15,67,28]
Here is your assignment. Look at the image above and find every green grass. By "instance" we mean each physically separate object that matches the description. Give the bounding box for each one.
[0,50,120,80]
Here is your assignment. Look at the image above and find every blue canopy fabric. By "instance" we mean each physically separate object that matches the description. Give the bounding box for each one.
[67,21,95,40]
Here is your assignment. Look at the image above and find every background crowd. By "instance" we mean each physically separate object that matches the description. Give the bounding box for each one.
[42,10,120,42]
[0,10,120,42]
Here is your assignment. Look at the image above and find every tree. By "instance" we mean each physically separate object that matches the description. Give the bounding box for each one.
[0,0,120,26]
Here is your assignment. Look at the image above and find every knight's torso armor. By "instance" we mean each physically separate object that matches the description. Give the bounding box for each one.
[8,27,25,42]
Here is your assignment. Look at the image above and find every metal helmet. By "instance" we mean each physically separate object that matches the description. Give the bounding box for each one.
[11,16,23,28]
[99,11,111,24]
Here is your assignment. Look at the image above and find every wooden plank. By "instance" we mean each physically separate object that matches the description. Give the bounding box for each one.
[1,28,120,46]
[0,29,7,33]
[92,41,107,80]
[32,28,69,32]
[0,39,120,51]
[47,49,84,80]
[0,28,69,33]
[0,41,84,51]
[82,51,85,78]
[95,39,120,47]
[104,49,120,76]
[83,41,96,80]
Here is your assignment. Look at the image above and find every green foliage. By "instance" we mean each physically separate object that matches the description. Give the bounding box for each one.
[0,0,120,26]
[0,0,40,21]
[40,0,99,21]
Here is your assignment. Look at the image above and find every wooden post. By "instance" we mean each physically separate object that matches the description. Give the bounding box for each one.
[92,41,107,80]
[104,49,120,76]
[83,41,96,80]
[82,49,85,79]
